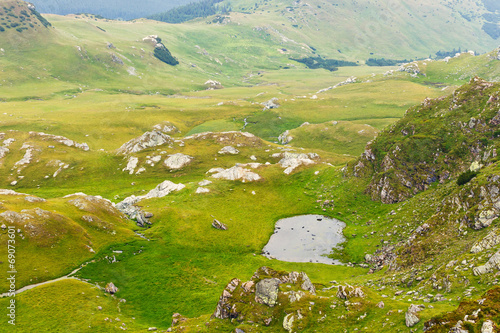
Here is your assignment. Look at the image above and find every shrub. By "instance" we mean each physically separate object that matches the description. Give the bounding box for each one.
[456,170,478,186]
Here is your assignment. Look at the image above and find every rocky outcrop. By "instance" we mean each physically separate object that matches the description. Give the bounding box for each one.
[262,98,279,110]
[471,228,500,253]
[336,284,365,300]
[473,250,500,275]
[352,78,500,204]
[316,76,357,94]
[405,304,423,327]
[218,146,239,155]
[0,136,15,160]
[449,321,469,333]
[29,132,89,151]
[482,320,495,333]
[211,267,316,327]
[273,152,319,174]
[278,130,293,144]
[105,282,118,294]
[164,153,193,169]
[205,80,223,89]
[115,181,184,225]
[209,166,261,182]
[123,156,139,174]
[117,130,172,154]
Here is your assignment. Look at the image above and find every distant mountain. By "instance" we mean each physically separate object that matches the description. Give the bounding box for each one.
[28,0,197,20]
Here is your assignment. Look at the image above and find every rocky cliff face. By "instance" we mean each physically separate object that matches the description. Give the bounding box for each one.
[351,78,500,204]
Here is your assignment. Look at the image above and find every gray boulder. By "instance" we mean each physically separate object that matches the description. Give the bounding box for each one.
[105,282,118,294]
[255,278,280,306]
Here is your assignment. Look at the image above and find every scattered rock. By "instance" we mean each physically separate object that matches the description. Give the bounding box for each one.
[198,180,212,186]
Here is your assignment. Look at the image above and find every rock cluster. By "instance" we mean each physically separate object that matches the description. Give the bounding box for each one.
[115,180,184,226]
[29,131,89,151]
[212,267,317,329]
[262,98,279,110]
[278,130,293,144]
[273,152,319,174]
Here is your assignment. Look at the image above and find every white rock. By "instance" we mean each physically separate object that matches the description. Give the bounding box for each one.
[164,153,193,169]
[211,166,261,182]
[117,130,172,154]
[278,130,293,144]
[250,155,257,161]
[198,180,212,186]
[481,320,495,333]
[196,187,210,194]
[276,152,319,174]
[123,157,139,174]
[218,146,239,155]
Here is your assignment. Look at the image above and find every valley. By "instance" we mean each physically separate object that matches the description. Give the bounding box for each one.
[1,0,500,332]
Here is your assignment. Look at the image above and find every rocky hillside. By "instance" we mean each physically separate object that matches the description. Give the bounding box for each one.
[351,77,500,204]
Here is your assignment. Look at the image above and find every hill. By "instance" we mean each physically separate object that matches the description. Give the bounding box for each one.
[28,0,195,20]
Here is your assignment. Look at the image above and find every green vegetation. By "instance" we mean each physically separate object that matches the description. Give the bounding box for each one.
[366,58,411,66]
[2,0,500,332]
[153,44,179,66]
[456,170,478,186]
[290,56,357,71]
[148,0,230,24]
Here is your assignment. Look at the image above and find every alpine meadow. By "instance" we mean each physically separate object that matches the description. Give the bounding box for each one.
[1,0,500,332]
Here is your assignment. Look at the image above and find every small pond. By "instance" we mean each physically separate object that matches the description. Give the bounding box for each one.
[262,215,346,265]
